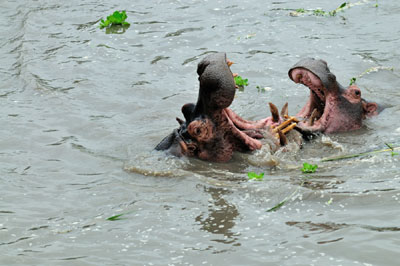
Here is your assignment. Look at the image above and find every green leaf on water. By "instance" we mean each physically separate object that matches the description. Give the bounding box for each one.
[326,198,333,205]
[107,213,129,221]
[313,9,326,16]
[248,172,264,180]
[100,10,130,29]
[349,77,357,85]
[294,2,349,17]
[234,75,249,89]
[301,162,318,173]
[266,200,287,212]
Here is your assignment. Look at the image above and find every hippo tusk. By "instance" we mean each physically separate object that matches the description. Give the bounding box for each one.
[269,102,280,123]
[280,102,289,117]
[308,108,319,126]
[277,130,288,146]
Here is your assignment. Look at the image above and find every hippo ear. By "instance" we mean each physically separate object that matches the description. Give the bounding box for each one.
[363,102,378,117]
[182,103,195,122]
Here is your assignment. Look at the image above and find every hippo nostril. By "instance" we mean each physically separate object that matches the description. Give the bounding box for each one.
[355,90,360,96]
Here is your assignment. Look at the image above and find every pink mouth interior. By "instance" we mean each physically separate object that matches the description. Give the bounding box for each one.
[291,68,327,127]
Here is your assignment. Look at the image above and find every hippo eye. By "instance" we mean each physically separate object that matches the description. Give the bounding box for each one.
[195,128,201,135]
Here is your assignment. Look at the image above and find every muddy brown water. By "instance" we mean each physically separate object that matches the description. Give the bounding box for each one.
[1,0,400,265]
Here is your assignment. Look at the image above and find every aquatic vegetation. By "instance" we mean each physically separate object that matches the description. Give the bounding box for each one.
[247,172,264,180]
[326,198,333,205]
[267,182,304,212]
[234,75,249,89]
[106,212,131,221]
[292,1,380,17]
[291,2,350,17]
[322,144,400,161]
[301,162,318,173]
[386,143,399,156]
[351,66,394,85]
[100,11,130,29]
[350,65,394,85]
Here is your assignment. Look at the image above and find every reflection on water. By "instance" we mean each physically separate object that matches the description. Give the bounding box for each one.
[195,186,240,246]
[287,220,400,240]
[105,24,130,34]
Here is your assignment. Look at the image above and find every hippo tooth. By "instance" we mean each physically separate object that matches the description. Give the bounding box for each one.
[269,102,280,123]
[280,102,289,117]
[277,130,288,146]
[308,108,319,126]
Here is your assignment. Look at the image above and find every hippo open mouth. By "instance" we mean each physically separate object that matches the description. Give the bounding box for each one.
[155,53,298,162]
[288,58,379,134]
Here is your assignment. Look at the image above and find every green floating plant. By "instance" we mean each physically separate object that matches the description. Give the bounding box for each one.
[106,211,133,221]
[321,144,400,161]
[292,2,348,17]
[301,162,318,173]
[385,143,399,156]
[234,75,249,89]
[247,172,264,180]
[100,10,130,29]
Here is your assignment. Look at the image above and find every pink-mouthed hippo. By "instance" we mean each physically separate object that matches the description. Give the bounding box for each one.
[289,58,379,134]
[155,52,293,162]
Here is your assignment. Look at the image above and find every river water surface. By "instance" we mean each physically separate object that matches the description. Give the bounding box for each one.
[1,0,400,265]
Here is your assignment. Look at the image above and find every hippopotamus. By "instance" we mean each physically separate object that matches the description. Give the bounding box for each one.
[155,52,294,162]
[155,54,380,162]
[289,58,379,133]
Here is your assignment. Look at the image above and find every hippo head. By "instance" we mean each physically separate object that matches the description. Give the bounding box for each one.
[288,58,379,134]
[155,53,240,162]
[156,53,293,162]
